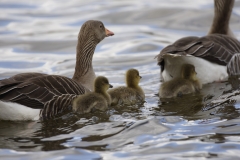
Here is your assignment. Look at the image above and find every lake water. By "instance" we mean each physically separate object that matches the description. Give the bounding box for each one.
[1,0,240,159]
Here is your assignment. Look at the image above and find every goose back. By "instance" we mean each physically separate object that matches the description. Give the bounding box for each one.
[0,73,47,87]
[157,34,240,68]
[0,75,85,119]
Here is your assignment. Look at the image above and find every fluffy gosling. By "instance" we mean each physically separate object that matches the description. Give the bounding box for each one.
[108,69,145,106]
[159,64,202,98]
[72,76,112,113]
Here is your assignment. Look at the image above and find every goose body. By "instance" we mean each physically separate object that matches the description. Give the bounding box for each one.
[157,0,239,84]
[72,76,112,113]
[204,54,240,110]
[159,64,201,98]
[0,20,114,121]
[0,75,85,120]
[108,69,145,106]
[162,55,227,85]
[0,101,40,121]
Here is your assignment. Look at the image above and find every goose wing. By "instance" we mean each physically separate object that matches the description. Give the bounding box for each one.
[227,53,240,76]
[0,75,86,110]
[41,94,78,120]
[0,72,47,87]
[157,34,240,68]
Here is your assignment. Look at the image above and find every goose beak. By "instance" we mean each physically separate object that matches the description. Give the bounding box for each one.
[105,28,114,37]
[109,84,113,88]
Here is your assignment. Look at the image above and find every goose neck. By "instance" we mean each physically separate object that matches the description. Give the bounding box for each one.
[209,0,234,35]
[72,34,98,89]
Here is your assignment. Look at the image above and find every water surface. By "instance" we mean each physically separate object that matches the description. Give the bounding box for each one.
[1,0,240,159]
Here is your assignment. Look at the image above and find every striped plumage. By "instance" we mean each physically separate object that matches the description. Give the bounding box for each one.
[0,20,114,120]
[158,34,240,66]
[156,0,239,84]
[227,53,240,76]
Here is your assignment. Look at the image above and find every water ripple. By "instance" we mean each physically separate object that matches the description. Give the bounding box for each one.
[1,0,240,159]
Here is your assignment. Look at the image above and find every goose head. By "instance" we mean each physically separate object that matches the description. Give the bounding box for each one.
[79,20,114,44]
[73,20,114,91]
[181,64,197,80]
[72,76,112,114]
[126,69,142,88]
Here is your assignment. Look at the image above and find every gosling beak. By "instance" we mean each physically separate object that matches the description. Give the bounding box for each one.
[105,28,114,37]
[109,84,113,88]
[195,71,197,75]
[140,76,142,79]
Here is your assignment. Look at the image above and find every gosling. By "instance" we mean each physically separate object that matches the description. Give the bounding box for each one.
[72,76,112,113]
[108,69,145,106]
[159,64,202,98]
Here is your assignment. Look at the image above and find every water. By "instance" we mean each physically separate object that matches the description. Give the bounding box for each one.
[1,0,240,159]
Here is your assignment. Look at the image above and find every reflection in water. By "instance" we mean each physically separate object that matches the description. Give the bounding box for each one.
[203,75,240,120]
[200,77,240,137]
[158,93,203,118]
[1,0,240,159]
[211,105,240,120]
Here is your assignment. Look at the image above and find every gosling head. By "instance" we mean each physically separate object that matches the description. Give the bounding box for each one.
[94,76,113,93]
[79,20,114,43]
[126,69,142,88]
[72,76,112,114]
[181,64,197,80]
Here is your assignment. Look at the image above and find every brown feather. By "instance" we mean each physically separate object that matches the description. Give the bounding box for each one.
[157,34,240,70]
[0,75,85,118]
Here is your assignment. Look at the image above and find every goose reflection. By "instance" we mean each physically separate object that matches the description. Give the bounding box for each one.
[203,54,240,119]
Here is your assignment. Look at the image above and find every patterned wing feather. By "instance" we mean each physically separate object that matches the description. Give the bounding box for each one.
[157,34,240,69]
[0,74,86,111]
[41,94,77,120]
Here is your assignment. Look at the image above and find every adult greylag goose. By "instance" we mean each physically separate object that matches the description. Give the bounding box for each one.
[108,69,145,106]
[156,0,240,84]
[0,20,114,121]
[73,76,112,113]
[159,64,202,98]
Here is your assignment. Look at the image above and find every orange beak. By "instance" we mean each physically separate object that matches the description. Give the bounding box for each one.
[105,28,114,37]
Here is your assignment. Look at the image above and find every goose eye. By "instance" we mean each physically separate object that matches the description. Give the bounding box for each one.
[100,25,103,28]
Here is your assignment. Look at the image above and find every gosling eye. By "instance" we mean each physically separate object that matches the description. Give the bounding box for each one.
[100,25,103,29]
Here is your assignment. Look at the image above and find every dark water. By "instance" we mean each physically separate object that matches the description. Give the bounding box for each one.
[1,0,240,159]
